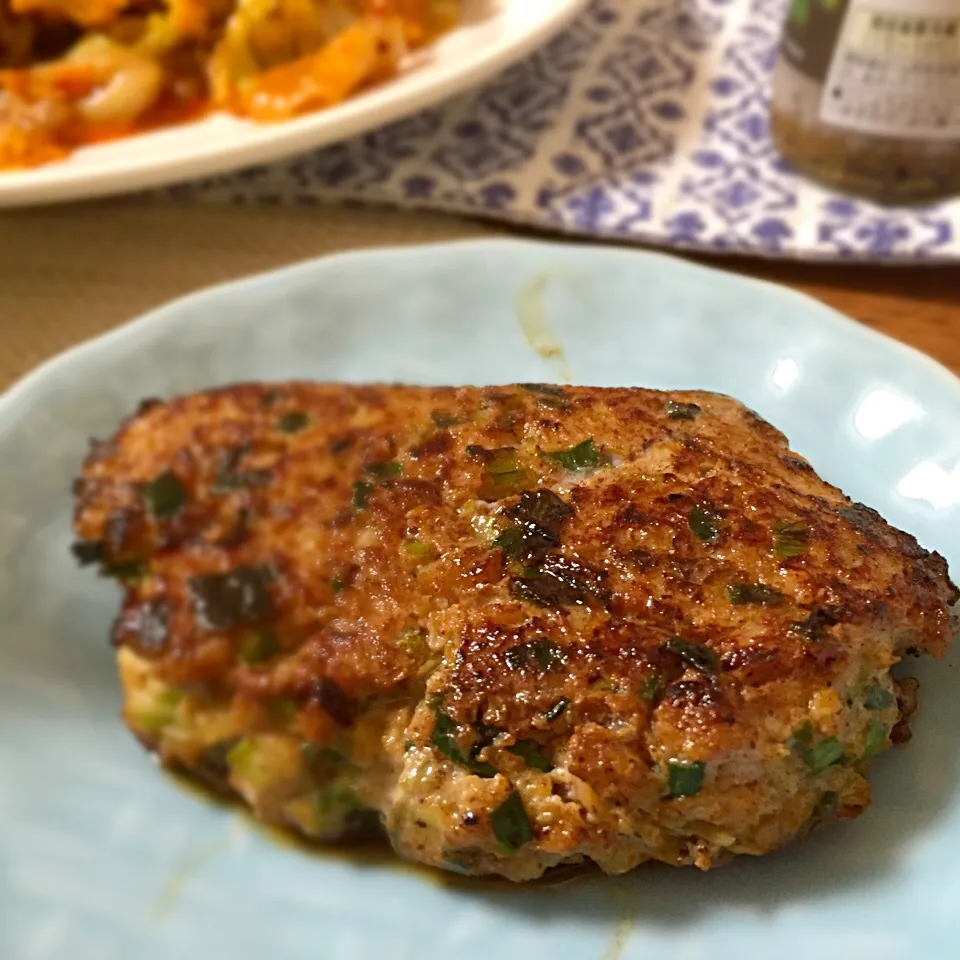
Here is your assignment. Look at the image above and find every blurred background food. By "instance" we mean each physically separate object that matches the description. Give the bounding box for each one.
[0,0,459,169]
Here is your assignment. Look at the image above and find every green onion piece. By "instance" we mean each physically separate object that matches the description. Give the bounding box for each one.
[802,736,844,773]
[239,629,279,665]
[277,411,309,434]
[774,521,810,558]
[544,698,569,721]
[365,460,403,479]
[226,738,255,773]
[268,698,297,723]
[430,708,495,776]
[352,480,373,510]
[430,709,467,764]
[404,740,415,752]
[330,576,347,593]
[665,400,701,421]
[135,687,182,736]
[667,759,706,798]
[101,559,147,582]
[787,722,814,755]
[490,791,534,852]
[397,626,428,657]
[488,449,521,475]
[493,527,525,557]
[542,438,603,472]
[519,383,566,397]
[663,636,719,674]
[689,505,719,544]
[403,538,430,557]
[504,638,564,671]
[639,675,663,701]
[726,582,785,606]
[144,469,187,519]
[431,411,464,428]
[507,740,553,772]
[864,683,895,710]
[862,721,888,760]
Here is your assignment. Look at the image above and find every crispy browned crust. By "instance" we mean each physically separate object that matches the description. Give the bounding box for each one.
[73,383,958,876]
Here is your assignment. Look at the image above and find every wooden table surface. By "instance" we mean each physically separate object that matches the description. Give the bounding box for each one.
[0,200,957,388]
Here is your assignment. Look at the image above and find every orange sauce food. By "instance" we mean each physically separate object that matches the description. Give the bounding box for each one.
[0,0,460,169]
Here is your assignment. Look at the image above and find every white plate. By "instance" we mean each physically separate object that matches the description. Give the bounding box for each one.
[0,0,586,208]
[1,240,958,959]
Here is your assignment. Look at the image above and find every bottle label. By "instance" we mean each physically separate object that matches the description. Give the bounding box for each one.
[817,0,960,139]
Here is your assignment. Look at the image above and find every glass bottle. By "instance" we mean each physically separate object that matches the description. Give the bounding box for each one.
[770,0,960,202]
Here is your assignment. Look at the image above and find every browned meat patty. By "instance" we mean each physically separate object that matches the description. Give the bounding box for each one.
[72,383,958,880]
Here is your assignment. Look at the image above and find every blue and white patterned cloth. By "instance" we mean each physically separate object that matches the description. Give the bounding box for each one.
[170,0,960,262]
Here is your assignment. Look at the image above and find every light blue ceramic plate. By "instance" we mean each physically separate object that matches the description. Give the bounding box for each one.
[1,240,958,960]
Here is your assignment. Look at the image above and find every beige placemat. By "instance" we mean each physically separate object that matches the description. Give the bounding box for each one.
[0,202,498,391]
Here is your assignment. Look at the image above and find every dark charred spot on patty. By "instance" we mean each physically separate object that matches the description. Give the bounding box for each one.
[309,677,358,727]
[189,565,274,631]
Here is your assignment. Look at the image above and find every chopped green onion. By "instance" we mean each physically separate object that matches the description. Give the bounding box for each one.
[135,687,182,736]
[277,411,309,434]
[507,740,553,772]
[101,559,147,582]
[802,736,844,773]
[430,411,464,428]
[665,400,701,421]
[667,759,706,798]
[787,722,814,755]
[352,480,373,510]
[504,639,564,671]
[239,629,279,665]
[862,721,888,760]
[542,438,603,472]
[774,521,810,558]
[663,636,719,674]
[726,582,785,606]
[493,527,526,557]
[365,460,403,479]
[430,708,495,776]
[490,791,534,852]
[403,539,431,557]
[519,383,566,397]
[268,698,297,723]
[544,698,569,721]
[330,576,347,593]
[488,449,521,475]
[397,626,428,657]
[689,505,719,544]
[404,740,415,752]
[144,469,187,519]
[639,675,663,701]
[71,540,103,566]
[864,683,895,710]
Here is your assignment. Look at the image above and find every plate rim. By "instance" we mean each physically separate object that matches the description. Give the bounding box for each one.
[0,0,588,209]
[2,239,957,422]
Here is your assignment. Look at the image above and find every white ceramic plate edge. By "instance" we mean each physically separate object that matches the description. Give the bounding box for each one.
[0,0,588,208]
